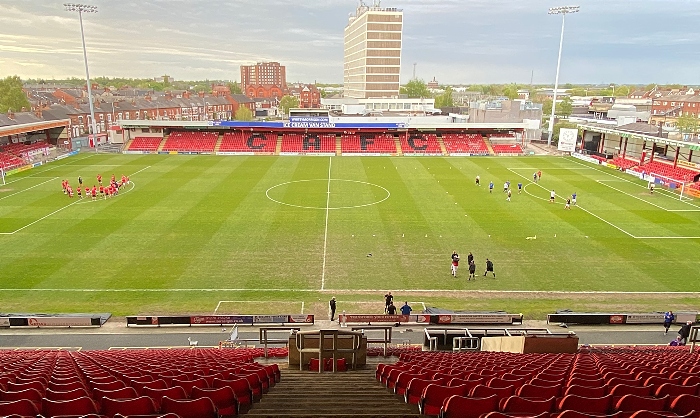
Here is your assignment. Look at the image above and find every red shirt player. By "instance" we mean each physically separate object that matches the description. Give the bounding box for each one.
[61,180,67,194]
[91,186,97,200]
[111,174,116,183]
[97,174,102,185]
[99,185,104,195]
[121,175,126,185]
[77,187,81,198]
[67,186,73,198]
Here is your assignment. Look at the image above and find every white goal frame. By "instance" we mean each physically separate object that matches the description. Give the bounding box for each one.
[0,167,5,186]
[649,172,691,201]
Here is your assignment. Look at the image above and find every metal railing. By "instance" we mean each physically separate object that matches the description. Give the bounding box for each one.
[259,327,300,358]
[425,327,558,351]
[351,325,392,356]
[295,329,363,373]
[689,326,700,353]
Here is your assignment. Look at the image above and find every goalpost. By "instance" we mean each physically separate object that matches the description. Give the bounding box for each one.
[648,173,691,201]
[0,166,5,186]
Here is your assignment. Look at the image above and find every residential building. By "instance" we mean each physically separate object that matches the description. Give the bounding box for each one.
[344,2,403,99]
[240,62,286,90]
[288,84,321,109]
[650,94,700,127]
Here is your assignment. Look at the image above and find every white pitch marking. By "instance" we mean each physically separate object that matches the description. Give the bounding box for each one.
[301,301,305,314]
[321,156,332,291]
[0,177,58,202]
[213,300,304,314]
[130,165,152,176]
[596,180,671,211]
[0,199,82,235]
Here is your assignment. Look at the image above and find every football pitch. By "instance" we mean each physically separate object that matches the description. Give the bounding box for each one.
[1,153,698,318]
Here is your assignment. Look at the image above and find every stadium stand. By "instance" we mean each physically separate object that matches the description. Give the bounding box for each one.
[162,131,218,153]
[590,155,608,163]
[2,141,51,157]
[0,348,276,417]
[280,133,336,154]
[0,151,27,170]
[220,131,277,154]
[341,133,397,154]
[377,347,700,418]
[442,133,489,155]
[400,133,442,154]
[610,157,639,170]
[126,137,163,152]
[491,144,525,155]
[631,161,700,183]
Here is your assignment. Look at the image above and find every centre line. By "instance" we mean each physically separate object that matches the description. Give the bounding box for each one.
[321,156,332,291]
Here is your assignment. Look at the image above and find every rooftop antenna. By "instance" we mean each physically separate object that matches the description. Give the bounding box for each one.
[413,63,417,80]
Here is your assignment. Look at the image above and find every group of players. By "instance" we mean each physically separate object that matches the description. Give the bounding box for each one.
[475,171,578,208]
[61,174,130,200]
[450,250,495,280]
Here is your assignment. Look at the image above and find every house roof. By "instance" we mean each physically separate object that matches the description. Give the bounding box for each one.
[230,94,255,104]
[617,122,662,136]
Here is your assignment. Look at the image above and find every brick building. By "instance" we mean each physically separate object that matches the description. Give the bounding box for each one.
[650,94,700,127]
[241,62,287,90]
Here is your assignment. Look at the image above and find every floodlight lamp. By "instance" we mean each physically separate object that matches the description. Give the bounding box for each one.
[548,5,580,15]
[64,3,98,13]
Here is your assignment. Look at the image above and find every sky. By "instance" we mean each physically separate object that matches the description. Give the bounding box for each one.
[1,0,699,85]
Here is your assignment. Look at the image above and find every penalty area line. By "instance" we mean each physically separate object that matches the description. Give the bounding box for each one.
[0,289,698,295]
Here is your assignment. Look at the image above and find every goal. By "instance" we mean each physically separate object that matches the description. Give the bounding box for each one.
[649,173,691,201]
[0,167,5,186]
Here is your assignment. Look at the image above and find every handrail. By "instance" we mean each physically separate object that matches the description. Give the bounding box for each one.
[259,327,300,358]
[351,325,392,357]
[689,325,700,353]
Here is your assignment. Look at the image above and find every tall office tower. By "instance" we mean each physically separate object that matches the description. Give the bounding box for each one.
[344,1,403,99]
[240,62,287,89]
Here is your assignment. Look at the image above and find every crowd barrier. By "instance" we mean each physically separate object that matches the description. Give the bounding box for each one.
[547,311,698,325]
[0,315,103,328]
[126,314,315,327]
[338,312,523,325]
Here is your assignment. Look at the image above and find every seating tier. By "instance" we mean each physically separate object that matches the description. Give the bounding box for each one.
[127,137,162,152]
[442,133,489,155]
[162,131,217,153]
[341,133,397,154]
[220,131,276,153]
[492,144,524,155]
[281,133,336,153]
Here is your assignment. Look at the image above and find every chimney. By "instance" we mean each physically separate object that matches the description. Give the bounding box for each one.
[165,92,172,100]
[145,95,151,101]
[7,111,15,120]
[183,91,190,99]
[198,91,205,98]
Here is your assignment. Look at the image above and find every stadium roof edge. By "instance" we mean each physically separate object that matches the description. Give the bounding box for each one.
[118,119,527,130]
[0,119,70,137]
[578,122,700,151]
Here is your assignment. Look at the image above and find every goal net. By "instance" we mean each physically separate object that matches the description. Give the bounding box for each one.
[0,167,5,186]
[649,173,691,201]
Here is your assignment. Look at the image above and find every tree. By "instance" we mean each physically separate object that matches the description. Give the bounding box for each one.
[234,106,253,121]
[551,121,579,145]
[434,86,454,109]
[227,81,242,94]
[569,87,587,97]
[400,79,430,98]
[279,95,299,116]
[502,83,519,100]
[615,85,631,97]
[557,97,573,117]
[0,76,31,113]
[676,113,700,139]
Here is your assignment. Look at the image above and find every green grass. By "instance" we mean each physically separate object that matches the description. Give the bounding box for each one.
[1,153,699,318]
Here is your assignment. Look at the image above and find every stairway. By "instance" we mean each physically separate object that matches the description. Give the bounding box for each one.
[394,135,403,156]
[436,135,448,156]
[247,366,422,418]
[335,135,342,156]
[157,135,168,152]
[214,133,223,153]
[484,136,495,155]
[276,134,283,155]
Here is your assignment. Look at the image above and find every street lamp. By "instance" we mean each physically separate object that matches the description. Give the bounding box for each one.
[64,3,99,143]
[547,5,579,146]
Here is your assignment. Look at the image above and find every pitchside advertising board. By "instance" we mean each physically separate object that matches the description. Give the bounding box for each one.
[339,313,522,325]
[209,120,407,129]
[557,128,578,152]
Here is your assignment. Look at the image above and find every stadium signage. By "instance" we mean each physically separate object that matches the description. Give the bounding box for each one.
[288,314,314,323]
[0,318,10,327]
[191,315,254,325]
[284,122,336,129]
[339,313,523,325]
[625,313,664,324]
[572,152,601,165]
[253,315,288,324]
[27,317,94,327]
[289,116,330,123]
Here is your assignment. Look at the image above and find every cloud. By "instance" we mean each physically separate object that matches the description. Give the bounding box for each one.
[0,0,698,84]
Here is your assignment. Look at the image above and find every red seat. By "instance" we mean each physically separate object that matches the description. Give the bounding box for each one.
[394,372,432,396]
[655,383,698,397]
[7,380,45,394]
[132,379,168,395]
[0,388,43,409]
[564,385,606,397]
[471,384,516,400]
[484,413,550,418]
[609,384,653,398]
[557,394,613,415]
[671,394,700,416]
[568,377,605,388]
[91,380,127,391]
[517,384,561,399]
[161,396,217,418]
[555,411,625,418]
[0,398,40,416]
[101,395,158,416]
[405,378,442,405]
[192,386,238,416]
[500,396,556,414]
[606,377,642,388]
[628,411,698,418]
[489,377,527,389]
[45,387,91,401]
[420,384,469,416]
[171,378,208,397]
[614,394,669,413]
[235,373,262,402]
[42,396,99,417]
[142,386,187,410]
[212,377,253,410]
[441,394,499,418]
[93,386,139,401]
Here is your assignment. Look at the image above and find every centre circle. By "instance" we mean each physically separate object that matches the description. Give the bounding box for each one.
[266,179,391,210]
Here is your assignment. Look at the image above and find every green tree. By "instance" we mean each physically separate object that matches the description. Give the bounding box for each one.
[400,79,430,98]
[227,81,242,94]
[0,76,31,113]
[615,85,631,97]
[279,95,299,116]
[502,83,519,100]
[551,121,579,145]
[234,106,253,121]
[676,113,700,139]
[569,87,587,97]
[434,87,454,108]
[557,96,573,117]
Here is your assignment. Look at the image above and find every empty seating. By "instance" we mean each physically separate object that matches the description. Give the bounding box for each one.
[127,137,162,152]
[101,396,158,416]
[162,131,217,153]
[632,160,700,183]
[441,394,499,418]
[280,133,335,154]
[492,144,524,155]
[442,133,488,155]
[161,396,218,418]
[341,133,397,154]
[0,151,27,170]
[219,131,276,154]
[610,157,639,170]
[400,133,442,154]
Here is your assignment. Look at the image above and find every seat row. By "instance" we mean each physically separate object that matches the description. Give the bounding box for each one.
[442,134,489,155]
[280,133,335,153]
[340,134,397,154]
[610,157,639,170]
[127,137,162,151]
[632,161,700,183]
[0,151,27,170]
[492,144,524,155]
[220,132,276,153]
